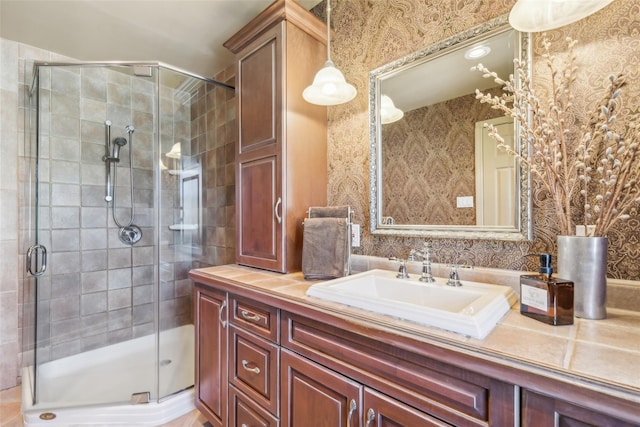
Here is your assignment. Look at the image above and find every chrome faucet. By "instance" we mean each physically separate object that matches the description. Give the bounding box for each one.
[409,242,436,283]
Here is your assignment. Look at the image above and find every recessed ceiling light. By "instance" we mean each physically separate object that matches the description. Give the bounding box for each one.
[464,45,491,60]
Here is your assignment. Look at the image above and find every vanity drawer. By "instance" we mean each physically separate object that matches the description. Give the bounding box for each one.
[230,295,279,342]
[229,325,279,416]
[229,385,279,427]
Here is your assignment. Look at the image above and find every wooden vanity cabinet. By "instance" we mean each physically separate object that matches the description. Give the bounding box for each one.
[281,348,455,427]
[194,284,228,427]
[224,0,328,273]
[281,311,516,427]
[193,274,639,427]
[521,389,639,427]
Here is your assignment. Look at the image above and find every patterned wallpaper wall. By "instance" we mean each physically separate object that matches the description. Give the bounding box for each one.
[322,0,640,280]
[382,90,503,225]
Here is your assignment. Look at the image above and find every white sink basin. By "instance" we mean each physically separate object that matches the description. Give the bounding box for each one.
[306,269,517,339]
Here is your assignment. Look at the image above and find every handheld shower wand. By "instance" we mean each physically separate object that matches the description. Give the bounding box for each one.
[102,122,141,245]
[112,137,127,160]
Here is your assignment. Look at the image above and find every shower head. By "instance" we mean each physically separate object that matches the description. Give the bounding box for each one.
[112,137,128,159]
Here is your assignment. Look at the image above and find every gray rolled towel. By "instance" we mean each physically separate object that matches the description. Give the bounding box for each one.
[308,205,351,219]
[302,217,348,280]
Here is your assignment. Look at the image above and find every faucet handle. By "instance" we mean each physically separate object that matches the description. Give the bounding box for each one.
[447,264,462,287]
[396,259,410,279]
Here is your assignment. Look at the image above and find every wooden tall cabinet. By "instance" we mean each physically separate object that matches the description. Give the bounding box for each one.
[224,0,329,273]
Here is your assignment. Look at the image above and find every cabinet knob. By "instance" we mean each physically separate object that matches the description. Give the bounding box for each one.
[241,359,261,374]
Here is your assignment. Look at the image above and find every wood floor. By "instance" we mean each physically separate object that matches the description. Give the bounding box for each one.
[0,386,208,427]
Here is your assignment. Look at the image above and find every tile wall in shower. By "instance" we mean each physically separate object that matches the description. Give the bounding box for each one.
[31,65,156,362]
[29,64,236,362]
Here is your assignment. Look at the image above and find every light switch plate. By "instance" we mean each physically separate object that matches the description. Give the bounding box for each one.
[456,196,474,208]
[351,224,361,247]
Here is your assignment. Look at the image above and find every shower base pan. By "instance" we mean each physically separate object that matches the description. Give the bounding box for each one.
[21,325,194,426]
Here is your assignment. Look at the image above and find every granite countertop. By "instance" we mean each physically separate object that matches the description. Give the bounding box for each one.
[190,263,640,404]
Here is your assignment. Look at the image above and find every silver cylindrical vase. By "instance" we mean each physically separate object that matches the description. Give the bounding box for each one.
[557,235,608,320]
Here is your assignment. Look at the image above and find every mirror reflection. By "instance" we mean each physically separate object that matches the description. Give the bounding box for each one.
[369,17,531,240]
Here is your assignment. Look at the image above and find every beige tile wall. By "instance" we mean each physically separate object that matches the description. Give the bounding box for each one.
[1,37,27,390]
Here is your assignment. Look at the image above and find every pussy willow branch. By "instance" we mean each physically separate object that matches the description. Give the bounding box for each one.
[474,37,640,237]
[474,38,578,235]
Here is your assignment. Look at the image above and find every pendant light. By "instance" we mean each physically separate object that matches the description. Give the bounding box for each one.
[509,0,613,32]
[303,0,357,106]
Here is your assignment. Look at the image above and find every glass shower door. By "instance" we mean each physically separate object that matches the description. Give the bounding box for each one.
[156,66,235,401]
[23,63,159,410]
[157,68,205,401]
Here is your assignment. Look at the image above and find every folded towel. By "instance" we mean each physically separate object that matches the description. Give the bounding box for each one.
[302,217,349,280]
[308,205,351,219]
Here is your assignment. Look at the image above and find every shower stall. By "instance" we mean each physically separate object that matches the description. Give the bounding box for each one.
[20,62,235,425]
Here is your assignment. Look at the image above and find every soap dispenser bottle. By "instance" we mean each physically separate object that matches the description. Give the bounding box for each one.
[520,254,574,326]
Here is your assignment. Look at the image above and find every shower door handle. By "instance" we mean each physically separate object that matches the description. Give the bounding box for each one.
[26,244,47,276]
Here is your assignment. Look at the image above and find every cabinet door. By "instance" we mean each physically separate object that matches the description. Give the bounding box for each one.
[237,24,280,154]
[281,349,362,427]
[522,389,639,427]
[237,155,283,271]
[195,286,228,427]
[363,388,452,427]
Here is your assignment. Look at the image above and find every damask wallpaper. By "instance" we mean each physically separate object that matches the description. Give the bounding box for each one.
[382,89,503,225]
[321,0,640,280]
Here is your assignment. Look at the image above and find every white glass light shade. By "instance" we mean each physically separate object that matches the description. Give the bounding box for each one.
[166,142,181,159]
[509,0,613,32]
[380,95,404,124]
[303,60,357,106]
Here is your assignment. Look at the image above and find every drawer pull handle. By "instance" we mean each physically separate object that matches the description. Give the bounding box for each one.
[274,197,282,224]
[347,399,357,427]
[366,408,375,426]
[241,425,248,427]
[240,310,261,322]
[219,300,227,329]
[241,359,261,374]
